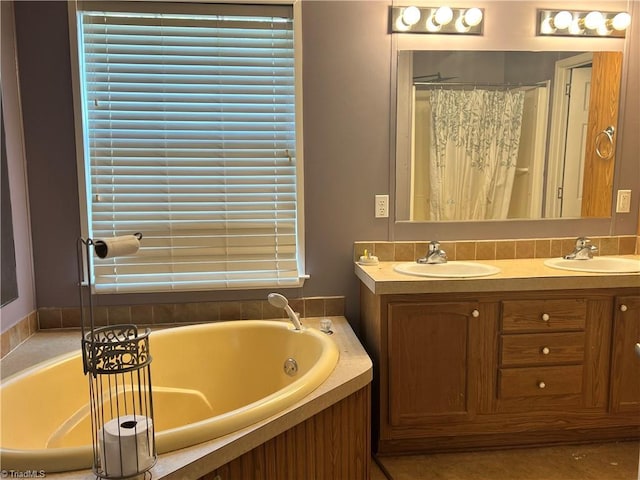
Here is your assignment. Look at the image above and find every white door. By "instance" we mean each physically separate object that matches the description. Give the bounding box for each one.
[561,66,591,217]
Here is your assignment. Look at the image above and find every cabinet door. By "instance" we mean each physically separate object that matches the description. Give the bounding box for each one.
[610,295,640,413]
[387,302,480,427]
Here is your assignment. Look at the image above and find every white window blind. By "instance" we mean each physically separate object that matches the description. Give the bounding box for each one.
[75,2,303,293]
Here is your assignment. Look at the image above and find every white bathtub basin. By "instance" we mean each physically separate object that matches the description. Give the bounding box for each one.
[544,257,640,274]
[0,320,339,473]
[393,261,501,278]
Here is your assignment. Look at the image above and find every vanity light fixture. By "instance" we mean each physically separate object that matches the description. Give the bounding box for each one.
[537,9,631,37]
[391,6,484,34]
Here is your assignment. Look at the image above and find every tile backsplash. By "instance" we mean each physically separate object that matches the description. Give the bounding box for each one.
[37,296,345,330]
[1,296,344,358]
[1,311,38,359]
[354,235,638,262]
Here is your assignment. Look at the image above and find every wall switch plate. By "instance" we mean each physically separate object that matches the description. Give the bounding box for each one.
[616,189,631,213]
[375,194,389,218]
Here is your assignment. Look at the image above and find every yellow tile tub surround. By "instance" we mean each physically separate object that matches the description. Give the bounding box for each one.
[0,320,340,473]
[354,235,638,263]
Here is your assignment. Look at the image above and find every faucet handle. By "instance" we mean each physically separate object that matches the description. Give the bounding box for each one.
[428,240,441,252]
[564,236,598,260]
[575,237,591,248]
[577,237,598,252]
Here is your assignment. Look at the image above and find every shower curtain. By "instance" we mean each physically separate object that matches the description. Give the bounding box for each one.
[427,89,525,221]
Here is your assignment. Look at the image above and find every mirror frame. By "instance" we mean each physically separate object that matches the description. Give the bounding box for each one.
[389,1,631,241]
[395,50,622,224]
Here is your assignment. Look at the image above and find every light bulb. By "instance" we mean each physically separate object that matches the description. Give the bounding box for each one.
[464,8,483,27]
[540,17,555,34]
[584,11,604,30]
[395,16,411,31]
[434,6,453,26]
[569,18,583,35]
[553,10,572,30]
[455,16,467,32]
[402,6,421,26]
[426,16,442,32]
[611,12,631,30]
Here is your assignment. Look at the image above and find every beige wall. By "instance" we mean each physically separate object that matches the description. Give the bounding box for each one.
[6,1,639,328]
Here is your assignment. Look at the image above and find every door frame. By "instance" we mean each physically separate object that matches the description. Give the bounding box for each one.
[545,52,593,218]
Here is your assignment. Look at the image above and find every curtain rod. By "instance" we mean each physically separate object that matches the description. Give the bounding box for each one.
[414,80,549,89]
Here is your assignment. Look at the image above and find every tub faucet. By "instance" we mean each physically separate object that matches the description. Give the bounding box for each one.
[563,237,598,260]
[267,293,302,330]
[417,241,448,264]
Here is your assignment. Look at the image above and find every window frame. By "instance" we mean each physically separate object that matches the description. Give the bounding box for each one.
[68,0,306,293]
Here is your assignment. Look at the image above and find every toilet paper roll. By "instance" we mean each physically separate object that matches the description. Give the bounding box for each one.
[98,415,154,477]
[94,235,141,259]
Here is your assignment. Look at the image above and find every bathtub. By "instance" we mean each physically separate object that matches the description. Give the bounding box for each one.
[0,320,339,473]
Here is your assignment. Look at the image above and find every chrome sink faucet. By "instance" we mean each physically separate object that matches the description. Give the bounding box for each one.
[563,237,598,260]
[417,241,448,264]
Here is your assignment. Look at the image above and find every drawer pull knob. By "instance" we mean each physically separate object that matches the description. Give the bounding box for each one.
[620,304,628,312]
[471,309,480,318]
[541,313,550,322]
[541,347,550,355]
[538,381,546,389]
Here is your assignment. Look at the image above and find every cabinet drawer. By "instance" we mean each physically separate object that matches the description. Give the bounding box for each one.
[501,299,587,332]
[499,365,583,398]
[500,332,585,366]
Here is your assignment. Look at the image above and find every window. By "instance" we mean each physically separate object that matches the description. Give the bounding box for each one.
[71,2,304,293]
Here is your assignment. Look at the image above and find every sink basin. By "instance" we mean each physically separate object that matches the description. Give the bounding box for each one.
[393,261,501,278]
[544,257,640,274]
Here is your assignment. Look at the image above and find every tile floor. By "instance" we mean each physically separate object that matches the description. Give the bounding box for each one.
[371,441,640,480]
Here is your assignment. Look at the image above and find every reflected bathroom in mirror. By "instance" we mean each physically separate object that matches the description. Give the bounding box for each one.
[395,50,623,222]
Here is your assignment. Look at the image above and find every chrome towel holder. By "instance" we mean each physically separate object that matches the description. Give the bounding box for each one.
[595,125,615,160]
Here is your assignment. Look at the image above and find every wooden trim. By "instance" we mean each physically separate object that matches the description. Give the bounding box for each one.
[201,385,371,480]
[581,51,623,217]
[377,424,640,456]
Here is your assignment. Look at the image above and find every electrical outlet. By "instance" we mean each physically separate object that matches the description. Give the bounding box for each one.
[375,194,389,218]
[616,189,631,213]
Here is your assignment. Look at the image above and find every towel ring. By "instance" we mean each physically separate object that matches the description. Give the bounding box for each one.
[595,125,615,160]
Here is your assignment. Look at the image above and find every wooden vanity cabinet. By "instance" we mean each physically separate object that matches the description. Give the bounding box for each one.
[364,293,498,454]
[610,295,640,414]
[387,301,484,427]
[360,287,640,455]
[494,296,610,414]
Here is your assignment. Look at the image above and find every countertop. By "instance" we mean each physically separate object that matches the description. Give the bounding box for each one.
[355,255,640,295]
[0,317,372,479]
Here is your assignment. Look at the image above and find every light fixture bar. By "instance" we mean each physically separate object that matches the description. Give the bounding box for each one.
[391,6,484,35]
[537,9,630,38]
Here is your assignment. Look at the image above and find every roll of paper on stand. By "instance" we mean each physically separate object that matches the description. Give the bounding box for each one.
[94,233,142,259]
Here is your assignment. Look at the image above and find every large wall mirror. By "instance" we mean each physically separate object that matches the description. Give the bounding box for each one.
[1,90,19,307]
[395,49,623,223]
